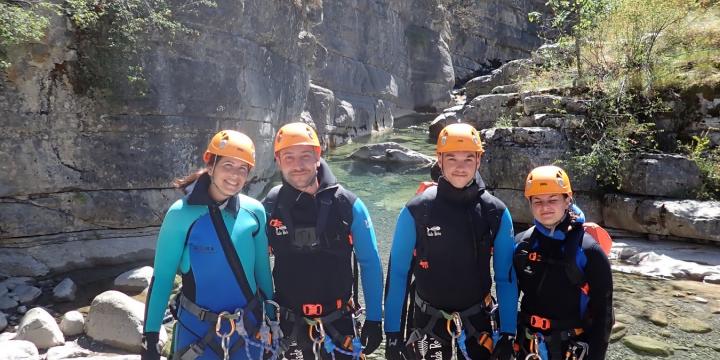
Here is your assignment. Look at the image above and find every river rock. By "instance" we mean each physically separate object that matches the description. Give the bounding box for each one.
[623,335,674,356]
[465,59,532,99]
[0,283,7,297]
[610,322,627,342]
[676,318,712,333]
[45,341,93,360]
[0,311,7,331]
[86,290,166,352]
[52,278,77,302]
[522,94,565,115]
[0,340,40,360]
[59,311,84,337]
[704,273,720,284]
[349,143,435,166]
[645,309,668,326]
[114,266,153,292]
[15,307,65,349]
[0,295,18,311]
[13,285,42,304]
[0,277,33,290]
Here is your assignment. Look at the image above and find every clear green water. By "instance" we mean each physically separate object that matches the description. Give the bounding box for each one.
[323,126,720,359]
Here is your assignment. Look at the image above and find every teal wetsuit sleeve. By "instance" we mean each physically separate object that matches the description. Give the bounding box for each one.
[383,207,416,333]
[493,208,518,334]
[144,200,191,333]
[252,204,273,299]
[350,198,384,322]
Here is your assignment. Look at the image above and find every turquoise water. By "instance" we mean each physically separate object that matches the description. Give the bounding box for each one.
[323,126,720,359]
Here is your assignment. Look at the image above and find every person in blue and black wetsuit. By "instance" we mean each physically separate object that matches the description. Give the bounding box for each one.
[262,122,384,360]
[142,130,275,360]
[514,166,613,360]
[385,123,518,360]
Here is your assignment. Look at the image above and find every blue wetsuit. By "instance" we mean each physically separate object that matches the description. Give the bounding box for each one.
[385,175,518,359]
[143,173,273,360]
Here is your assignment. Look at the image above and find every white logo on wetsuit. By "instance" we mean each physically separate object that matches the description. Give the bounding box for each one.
[275,226,288,236]
[426,226,441,237]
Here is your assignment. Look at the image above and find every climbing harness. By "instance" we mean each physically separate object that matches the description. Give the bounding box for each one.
[303,306,366,360]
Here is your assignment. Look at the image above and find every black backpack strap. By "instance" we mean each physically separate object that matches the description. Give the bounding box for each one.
[316,188,336,240]
[563,223,587,288]
[208,205,265,301]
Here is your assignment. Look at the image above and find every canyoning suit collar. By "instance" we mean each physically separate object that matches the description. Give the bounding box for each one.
[532,204,585,240]
[185,172,241,215]
[281,158,338,197]
[436,172,486,205]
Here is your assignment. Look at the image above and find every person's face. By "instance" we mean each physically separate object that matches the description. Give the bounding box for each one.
[207,156,250,201]
[529,194,572,227]
[276,145,321,191]
[437,151,480,188]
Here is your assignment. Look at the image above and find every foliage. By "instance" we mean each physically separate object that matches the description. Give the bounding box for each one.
[679,134,720,199]
[493,115,514,128]
[1,0,216,94]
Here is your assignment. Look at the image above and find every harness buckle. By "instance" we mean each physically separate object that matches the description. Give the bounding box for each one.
[529,315,551,331]
[303,304,323,316]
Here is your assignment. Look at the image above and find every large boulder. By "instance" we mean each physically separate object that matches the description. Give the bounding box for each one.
[603,195,720,243]
[0,340,40,360]
[465,59,533,99]
[85,290,166,352]
[45,342,92,360]
[479,127,569,191]
[619,153,702,198]
[0,311,7,332]
[349,143,435,167]
[114,266,153,293]
[462,94,521,130]
[15,307,65,349]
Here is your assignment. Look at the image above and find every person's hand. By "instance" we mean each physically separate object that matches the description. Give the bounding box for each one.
[385,332,407,360]
[360,320,382,354]
[489,333,515,360]
[141,332,161,360]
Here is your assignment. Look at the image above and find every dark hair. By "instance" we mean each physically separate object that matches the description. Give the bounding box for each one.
[173,154,216,192]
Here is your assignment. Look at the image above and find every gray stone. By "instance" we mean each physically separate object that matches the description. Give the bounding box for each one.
[614,313,635,324]
[704,273,720,284]
[429,112,462,141]
[522,94,565,115]
[0,295,18,311]
[619,153,702,198]
[623,335,674,356]
[479,127,568,191]
[17,305,28,314]
[59,311,84,337]
[52,278,77,302]
[676,318,712,333]
[465,60,533,99]
[0,331,16,342]
[610,322,627,342]
[12,285,41,304]
[0,340,40,360]
[86,290,166,352]
[603,195,720,243]
[114,266,153,293]
[45,342,92,360]
[0,283,7,298]
[15,307,65,349]
[0,311,6,332]
[491,84,520,94]
[349,143,434,167]
[0,278,33,290]
[645,309,668,326]
[462,93,521,130]
[532,43,573,66]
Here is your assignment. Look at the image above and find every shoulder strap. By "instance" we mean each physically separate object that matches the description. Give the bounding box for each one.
[316,189,336,238]
[478,191,502,246]
[208,205,265,301]
[563,224,586,288]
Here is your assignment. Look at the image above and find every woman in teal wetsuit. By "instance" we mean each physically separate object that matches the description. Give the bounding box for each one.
[142,130,275,360]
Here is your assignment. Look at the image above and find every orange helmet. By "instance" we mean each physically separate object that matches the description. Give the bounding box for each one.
[203,130,256,167]
[524,165,572,198]
[274,122,321,155]
[436,123,484,155]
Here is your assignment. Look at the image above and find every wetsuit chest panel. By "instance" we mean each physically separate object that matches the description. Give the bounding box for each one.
[186,213,251,312]
[269,190,353,310]
[517,238,583,321]
[413,200,492,311]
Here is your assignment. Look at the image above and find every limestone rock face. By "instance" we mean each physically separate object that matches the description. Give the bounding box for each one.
[619,154,702,198]
[0,0,543,277]
[603,195,720,243]
[0,340,40,360]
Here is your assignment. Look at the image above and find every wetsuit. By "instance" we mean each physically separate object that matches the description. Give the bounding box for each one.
[513,206,613,360]
[262,159,383,360]
[384,175,518,360]
[143,173,274,360]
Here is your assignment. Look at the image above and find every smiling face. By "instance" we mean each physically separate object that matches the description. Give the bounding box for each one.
[207,156,250,202]
[276,145,321,193]
[437,151,481,189]
[529,193,572,227]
